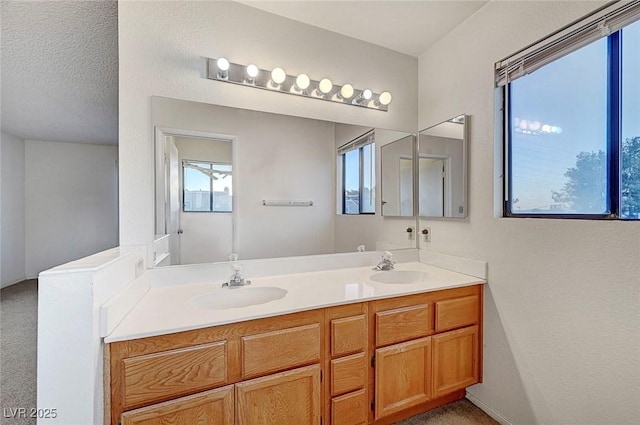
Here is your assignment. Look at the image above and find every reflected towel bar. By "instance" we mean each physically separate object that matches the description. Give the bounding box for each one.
[262,200,314,206]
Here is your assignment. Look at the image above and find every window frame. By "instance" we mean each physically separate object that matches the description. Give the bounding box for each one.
[182,159,233,213]
[501,23,635,220]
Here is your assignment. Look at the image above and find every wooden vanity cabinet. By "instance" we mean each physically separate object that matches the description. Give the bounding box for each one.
[106,284,482,425]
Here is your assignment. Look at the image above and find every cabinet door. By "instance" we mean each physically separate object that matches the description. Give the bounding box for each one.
[432,325,479,398]
[236,364,321,425]
[374,337,432,419]
[121,385,233,425]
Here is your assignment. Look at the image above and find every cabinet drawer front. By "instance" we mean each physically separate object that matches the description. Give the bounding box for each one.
[121,385,234,425]
[122,341,227,408]
[331,389,367,425]
[241,323,320,378]
[435,295,479,332]
[330,353,367,396]
[331,314,366,357]
[375,304,430,347]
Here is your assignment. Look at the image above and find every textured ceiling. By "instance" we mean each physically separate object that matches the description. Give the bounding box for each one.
[238,0,488,57]
[1,1,118,145]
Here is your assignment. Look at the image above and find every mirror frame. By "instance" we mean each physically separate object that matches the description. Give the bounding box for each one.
[418,114,468,219]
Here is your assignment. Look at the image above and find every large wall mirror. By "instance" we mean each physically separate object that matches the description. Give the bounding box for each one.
[418,115,468,218]
[153,96,417,266]
[381,134,415,216]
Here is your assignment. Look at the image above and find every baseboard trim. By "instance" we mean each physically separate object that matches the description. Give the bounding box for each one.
[1,277,31,289]
[466,391,515,425]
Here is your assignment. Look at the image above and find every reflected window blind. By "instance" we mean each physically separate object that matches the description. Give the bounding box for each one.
[337,130,375,155]
[495,0,640,87]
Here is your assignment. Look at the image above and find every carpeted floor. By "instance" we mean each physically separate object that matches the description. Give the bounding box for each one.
[1,280,38,425]
[0,280,497,425]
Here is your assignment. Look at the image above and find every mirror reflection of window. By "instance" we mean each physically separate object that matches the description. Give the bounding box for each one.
[338,131,375,215]
[183,160,232,212]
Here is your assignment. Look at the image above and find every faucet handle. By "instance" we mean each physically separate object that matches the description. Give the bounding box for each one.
[382,251,394,262]
[232,262,243,273]
[228,253,239,262]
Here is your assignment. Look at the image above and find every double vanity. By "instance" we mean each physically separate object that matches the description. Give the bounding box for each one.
[92,97,480,425]
[104,258,484,425]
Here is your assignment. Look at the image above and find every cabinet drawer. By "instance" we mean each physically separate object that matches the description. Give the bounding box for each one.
[241,323,320,378]
[122,341,227,408]
[331,314,366,357]
[330,352,367,396]
[435,295,479,332]
[331,389,367,425]
[121,385,234,425]
[375,304,430,347]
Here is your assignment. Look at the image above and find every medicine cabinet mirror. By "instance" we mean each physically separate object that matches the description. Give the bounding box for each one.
[380,134,415,217]
[418,115,468,218]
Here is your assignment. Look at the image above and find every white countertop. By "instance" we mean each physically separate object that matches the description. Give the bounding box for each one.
[104,261,484,343]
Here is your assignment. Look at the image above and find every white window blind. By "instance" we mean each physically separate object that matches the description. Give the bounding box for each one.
[495,0,640,87]
[337,130,375,155]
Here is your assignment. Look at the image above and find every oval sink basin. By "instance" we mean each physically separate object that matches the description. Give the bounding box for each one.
[370,270,427,284]
[190,287,287,310]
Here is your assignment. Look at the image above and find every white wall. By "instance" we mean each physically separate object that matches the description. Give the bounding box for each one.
[418,2,639,424]
[37,246,147,425]
[1,131,26,287]
[118,1,418,259]
[25,140,119,277]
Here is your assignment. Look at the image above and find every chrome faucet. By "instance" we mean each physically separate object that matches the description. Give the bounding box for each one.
[373,251,395,271]
[222,253,251,287]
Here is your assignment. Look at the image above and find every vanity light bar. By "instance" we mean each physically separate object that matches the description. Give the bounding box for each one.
[206,57,391,112]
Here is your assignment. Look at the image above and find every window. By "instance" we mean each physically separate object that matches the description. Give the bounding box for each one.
[339,131,375,214]
[182,160,232,212]
[498,4,640,219]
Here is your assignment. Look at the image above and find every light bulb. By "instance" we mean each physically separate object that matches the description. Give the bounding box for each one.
[318,78,333,94]
[378,91,392,106]
[295,73,310,90]
[340,84,354,99]
[216,57,230,71]
[353,88,373,105]
[246,64,259,78]
[216,57,230,79]
[271,67,286,85]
